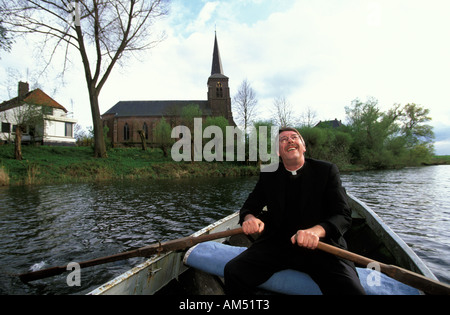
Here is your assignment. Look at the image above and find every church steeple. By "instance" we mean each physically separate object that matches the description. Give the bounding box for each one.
[207,32,234,125]
[211,32,224,75]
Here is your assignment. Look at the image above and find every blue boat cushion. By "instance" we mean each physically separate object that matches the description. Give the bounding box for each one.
[183,241,420,295]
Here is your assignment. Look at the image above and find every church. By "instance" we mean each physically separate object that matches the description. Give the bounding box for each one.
[101,33,234,147]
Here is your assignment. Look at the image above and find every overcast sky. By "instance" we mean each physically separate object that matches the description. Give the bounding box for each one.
[1,0,450,154]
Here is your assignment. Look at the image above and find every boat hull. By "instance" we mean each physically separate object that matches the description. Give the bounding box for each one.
[89,194,436,295]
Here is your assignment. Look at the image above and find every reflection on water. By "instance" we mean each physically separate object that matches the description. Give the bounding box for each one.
[0,165,448,294]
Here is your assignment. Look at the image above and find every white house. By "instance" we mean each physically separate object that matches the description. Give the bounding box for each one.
[0,82,77,146]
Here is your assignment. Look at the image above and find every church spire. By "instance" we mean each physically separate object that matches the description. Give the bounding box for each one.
[211,32,224,75]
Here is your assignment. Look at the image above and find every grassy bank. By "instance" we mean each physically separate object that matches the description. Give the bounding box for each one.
[429,155,450,165]
[0,145,259,186]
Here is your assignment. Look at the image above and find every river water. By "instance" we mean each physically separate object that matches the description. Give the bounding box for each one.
[0,165,448,294]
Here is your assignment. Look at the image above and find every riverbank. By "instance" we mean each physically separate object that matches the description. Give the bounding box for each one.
[0,145,448,186]
[0,145,260,186]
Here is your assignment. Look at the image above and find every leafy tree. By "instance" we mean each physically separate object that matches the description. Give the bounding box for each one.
[203,116,229,161]
[297,126,351,167]
[399,103,434,147]
[398,103,434,164]
[345,97,398,168]
[154,117,173,158]
[180,104,203,161]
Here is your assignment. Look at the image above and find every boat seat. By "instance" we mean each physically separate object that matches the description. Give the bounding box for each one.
[184,241,421,295]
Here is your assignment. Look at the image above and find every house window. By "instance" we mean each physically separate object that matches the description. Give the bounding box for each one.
[143,123,149,140]
[124,123,130,141]
[216,82,223,98]
[1,122,11,133]
[65,123,73,137]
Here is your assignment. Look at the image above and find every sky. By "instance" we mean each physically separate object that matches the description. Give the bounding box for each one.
[1,0,450,155]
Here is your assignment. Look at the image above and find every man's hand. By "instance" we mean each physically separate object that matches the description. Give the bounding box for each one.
[291,225,326,250]
[242,214,265,235]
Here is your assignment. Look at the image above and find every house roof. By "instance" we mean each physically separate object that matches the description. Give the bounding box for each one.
[102,100,212,117]
[0,88,68,113]
[315,119,344,129]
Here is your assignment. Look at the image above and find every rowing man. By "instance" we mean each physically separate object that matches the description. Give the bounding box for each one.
[224,127,366,295]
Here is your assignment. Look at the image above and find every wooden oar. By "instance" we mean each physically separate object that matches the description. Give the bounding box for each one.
[317,241,450,295]
[18,227,244,283]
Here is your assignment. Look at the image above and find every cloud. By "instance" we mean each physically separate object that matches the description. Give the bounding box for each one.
[431,124,450,155]
[435,140,450,156]
[185,1,219,33]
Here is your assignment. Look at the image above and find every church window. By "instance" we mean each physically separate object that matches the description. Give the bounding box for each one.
[124,123,130,141]
[216,82,223,98]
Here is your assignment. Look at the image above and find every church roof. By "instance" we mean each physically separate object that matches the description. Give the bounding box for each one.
[102,100,211,117]
[211,32,224,76]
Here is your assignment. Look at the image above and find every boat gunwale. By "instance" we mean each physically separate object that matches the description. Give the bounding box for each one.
[88,212,240,295]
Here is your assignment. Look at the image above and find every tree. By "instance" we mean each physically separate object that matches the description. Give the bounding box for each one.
[2,0,169,158]
[204,116,229,161]
[0,4,13,53]
[271,96,294,127]
[345,97,398,168]
[232,79,258,135]
[399,103,434,147]
[0,20,12,53]
[345,97,435,168]
[298,106,318,127]
[180,104,203,161]
[153,117,172,157]
[1,103,43,160]
[398,103,434,164]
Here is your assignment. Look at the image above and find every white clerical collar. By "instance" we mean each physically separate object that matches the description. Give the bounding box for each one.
[284,164,303,175]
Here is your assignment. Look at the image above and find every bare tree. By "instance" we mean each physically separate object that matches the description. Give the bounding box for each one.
[271,96,294,127]
[232,79,258,135]
[2,0,169,158]
[299,106,318,127]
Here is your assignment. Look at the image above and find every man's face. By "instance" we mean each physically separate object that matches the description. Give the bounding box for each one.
[278,131,306,163]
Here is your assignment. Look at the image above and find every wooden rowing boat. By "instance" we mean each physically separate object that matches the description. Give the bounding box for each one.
[88,194,437,295]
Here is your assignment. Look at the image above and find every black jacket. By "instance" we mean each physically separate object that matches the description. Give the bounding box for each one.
[240,158,352,249]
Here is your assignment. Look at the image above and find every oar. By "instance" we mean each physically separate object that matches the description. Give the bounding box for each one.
[317,241,450,295]
[18,227,244,283]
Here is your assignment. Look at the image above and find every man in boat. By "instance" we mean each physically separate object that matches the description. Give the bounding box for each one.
[224,127,366,295]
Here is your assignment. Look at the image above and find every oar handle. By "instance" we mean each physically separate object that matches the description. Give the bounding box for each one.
[317,241,450,295]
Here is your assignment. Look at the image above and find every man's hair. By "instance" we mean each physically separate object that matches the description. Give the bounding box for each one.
[278,127,300,135]
[278,127,306,147]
